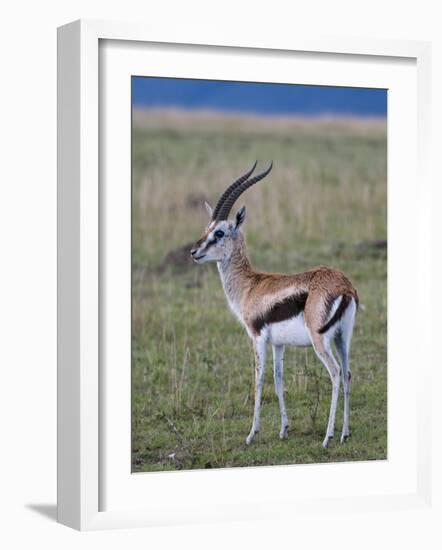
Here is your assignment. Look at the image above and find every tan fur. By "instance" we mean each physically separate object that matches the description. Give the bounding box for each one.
[219,231,358,339]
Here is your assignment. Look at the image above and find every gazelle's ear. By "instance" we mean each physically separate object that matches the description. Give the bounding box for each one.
[204,201,213,218]
[235,206,247,229]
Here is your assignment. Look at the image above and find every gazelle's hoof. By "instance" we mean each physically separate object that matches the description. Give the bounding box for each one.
[279,426,289,440]
[246,431,257,445]
[340,433,350,443]
[322,435,333,448]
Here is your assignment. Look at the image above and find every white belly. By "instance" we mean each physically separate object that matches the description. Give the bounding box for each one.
[267,314,312,347]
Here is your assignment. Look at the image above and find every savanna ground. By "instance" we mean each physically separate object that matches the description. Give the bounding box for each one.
[131,109,387,472]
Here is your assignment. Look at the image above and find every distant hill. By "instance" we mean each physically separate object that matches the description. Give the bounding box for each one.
[132,77,387,117]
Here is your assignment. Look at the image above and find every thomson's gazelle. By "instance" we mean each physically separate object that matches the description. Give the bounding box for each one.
[191,162,358,448]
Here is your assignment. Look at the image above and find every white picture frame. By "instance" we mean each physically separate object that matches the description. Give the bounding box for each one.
[57,19,433,531]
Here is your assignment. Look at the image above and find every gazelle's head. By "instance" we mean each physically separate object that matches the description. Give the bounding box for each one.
[190,162,273,264]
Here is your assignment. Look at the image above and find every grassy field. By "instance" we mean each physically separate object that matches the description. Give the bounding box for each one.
[131,109,387,472]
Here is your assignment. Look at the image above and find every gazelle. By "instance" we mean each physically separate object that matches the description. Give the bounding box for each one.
[191,162,358,448]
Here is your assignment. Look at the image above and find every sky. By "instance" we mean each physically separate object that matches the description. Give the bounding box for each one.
[132,76,387,117]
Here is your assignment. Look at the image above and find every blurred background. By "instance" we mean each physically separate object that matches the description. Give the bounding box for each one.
[131,77,387,472]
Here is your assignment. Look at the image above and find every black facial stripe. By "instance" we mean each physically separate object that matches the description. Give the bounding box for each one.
[204,238,217,251]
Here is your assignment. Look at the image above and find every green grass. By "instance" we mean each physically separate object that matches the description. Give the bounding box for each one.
[131,110,387,472]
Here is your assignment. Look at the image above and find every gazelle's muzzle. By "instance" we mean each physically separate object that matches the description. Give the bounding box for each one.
[190,244,206,262]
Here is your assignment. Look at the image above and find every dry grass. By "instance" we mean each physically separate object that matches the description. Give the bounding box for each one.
[133,108,386,136]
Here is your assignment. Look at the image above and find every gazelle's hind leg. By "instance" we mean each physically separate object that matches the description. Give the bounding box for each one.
[272,344,289,439]
[310,335,341,448]
[335,333,351,443]
[334,300,356,443]
[305,293,342,448]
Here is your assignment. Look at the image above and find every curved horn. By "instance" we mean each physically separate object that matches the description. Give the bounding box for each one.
[216,162,273,221]
[211,161,257,220]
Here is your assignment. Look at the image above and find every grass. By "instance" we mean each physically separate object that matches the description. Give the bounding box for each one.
[131,109,387,472]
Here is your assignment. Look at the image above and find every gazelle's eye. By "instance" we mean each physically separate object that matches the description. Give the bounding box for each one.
[214,230,225,239]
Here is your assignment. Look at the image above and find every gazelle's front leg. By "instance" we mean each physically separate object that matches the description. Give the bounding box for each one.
[272,344,289,439]
[246,337,267,445]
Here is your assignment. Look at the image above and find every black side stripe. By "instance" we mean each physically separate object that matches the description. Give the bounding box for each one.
[251,292,308,334]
